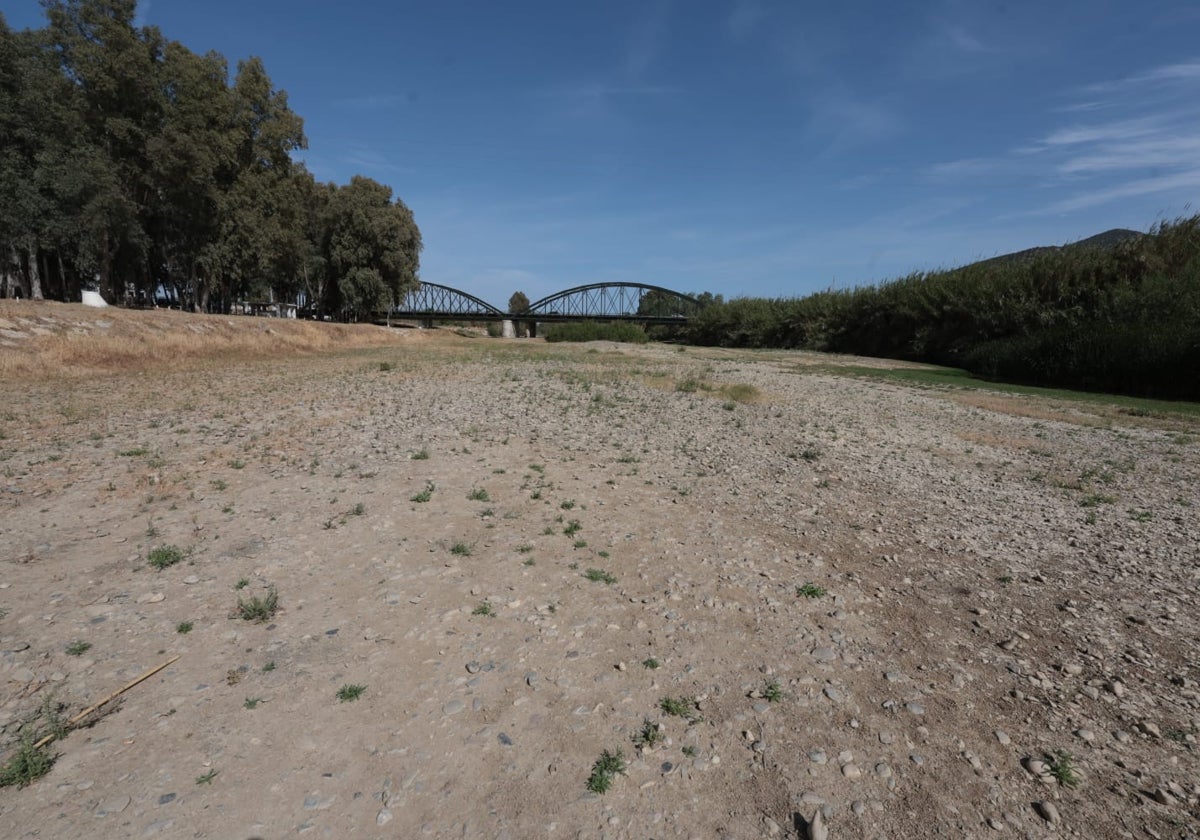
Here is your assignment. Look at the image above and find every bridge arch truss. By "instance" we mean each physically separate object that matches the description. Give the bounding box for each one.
[525,283,700,319]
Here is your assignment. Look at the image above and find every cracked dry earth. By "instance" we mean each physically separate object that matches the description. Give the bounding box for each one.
[1,332,1198,840]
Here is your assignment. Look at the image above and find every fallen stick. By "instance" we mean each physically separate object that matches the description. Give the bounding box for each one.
[33,654,180,750]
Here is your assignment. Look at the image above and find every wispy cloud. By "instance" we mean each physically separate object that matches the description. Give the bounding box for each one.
[726,1,766,43]
[925,57,1200,215]
[1039,168,1200,214]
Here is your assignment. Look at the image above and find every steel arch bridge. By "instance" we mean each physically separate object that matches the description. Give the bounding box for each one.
[388,281,700,325]
[392,282,504,318]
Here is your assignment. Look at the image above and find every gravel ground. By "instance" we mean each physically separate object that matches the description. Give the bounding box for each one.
[1,330,1197,839]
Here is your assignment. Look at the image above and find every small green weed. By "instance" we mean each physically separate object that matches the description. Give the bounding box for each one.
[234,577,249,590]
[563,520,582,536]
[467,487,490,502]
[1044,750,1081,788]
[1080,493,1115,508]
[176,621,193,634]
[472,601,496,617]
[763,680,782,703]
[584,568,617,584]
[450,541,473,557]
[262,661,276,672]
[147,544,186,571]
[573,539,588,549]
[516,544,533,553]
[642,657,660,669]
[411,448,430,460]
[585,749,626,794]
[632,718,663,749]
[682,745,698,757]
[195,769,218,785]
[378,361,395,372]
[796,582,826,599]
[336,684,367,702]
[560,499,576,510]
[659,696,702,723]
[0,738,54,788]
[65,640,91,656]
[236,586,279,622]
[411,481,435,503]
[118,447,148,457]
[243,697,262,709]
[229,459,245,470]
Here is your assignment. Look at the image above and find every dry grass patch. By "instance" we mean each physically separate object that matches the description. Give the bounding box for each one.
[0,301,416,379]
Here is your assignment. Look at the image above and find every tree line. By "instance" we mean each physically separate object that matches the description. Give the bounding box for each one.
[0,1,420,318]
[683,217,1200,400]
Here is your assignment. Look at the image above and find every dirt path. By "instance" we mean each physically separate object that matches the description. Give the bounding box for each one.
[1,332,1197,839]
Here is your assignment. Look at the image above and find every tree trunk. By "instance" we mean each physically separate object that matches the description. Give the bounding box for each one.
[28,246,43,301]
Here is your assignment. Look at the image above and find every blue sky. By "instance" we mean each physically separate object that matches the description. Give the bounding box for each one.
[7,1,1200,304]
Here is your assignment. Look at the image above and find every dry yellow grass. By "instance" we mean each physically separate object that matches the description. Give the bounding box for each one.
[0,300,418,379]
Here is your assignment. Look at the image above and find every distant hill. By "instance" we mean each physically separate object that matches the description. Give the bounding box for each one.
[971,228,1143,268]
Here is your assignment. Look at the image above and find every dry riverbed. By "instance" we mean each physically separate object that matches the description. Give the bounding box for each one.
[1,313,1198,839]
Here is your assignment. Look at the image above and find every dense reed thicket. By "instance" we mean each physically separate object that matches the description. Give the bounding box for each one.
[684,216,1200,400]
[543,322,649,343]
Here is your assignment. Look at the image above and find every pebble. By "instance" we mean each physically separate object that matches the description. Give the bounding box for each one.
[525,671,539,687]
[465,661,480,674]
[1074,728,1096,742]
[442,700,465,715]
[498,732,513,746]
[906,702,925,715]
[94,795,131,816]
[752,700,770,713]
[157,793,176,805]
[811,647,837,662]
[377,808,393,825]
[136,592,165,604]
[1033,801,1060,824]
[808,750,827,765]
[994,730,1010,745]
[302,795,336,810]
[841,763,862,779]
[823,686,844,703]
[182,575,200,584]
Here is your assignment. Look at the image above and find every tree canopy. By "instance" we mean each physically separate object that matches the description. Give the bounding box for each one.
[0,1,420,317]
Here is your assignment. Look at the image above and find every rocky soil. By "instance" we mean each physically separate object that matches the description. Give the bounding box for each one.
[1,324,1197,839]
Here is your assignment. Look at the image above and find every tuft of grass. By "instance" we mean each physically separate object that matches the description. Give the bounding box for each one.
[262,661,276,673]
[763,680,782,703]
[0,738,55,788]
[585,749,626,794]
[472,601,496,617]
[350,502,365,516]
[176,621,193,635]
[642,657,660,670]
[65,640,91,656]
[467,487,490,502]
[659,695,703,723]
[450,541,473,557]
[796,582,826,599]
[236,586,279,622]
[411,448,430,460]
[118,447,149,457]
[1080,493,1116,508]
[584,568,617,585]
[336,684,366,702]
[1044,750,1081,788]
[573,539,588,549]
[234,577,249,590]
[229,458,245,470]
[378,361,394,372]
[560,499,576,510]
[682,745,698,757]
[632,718,664,749]
[516,544,533,553]
[147,544,186,571]
[195,769,218,785]
[523,558,535,566]
[563,519,582,536]
[243,697,262,709]
[411,480,435,503]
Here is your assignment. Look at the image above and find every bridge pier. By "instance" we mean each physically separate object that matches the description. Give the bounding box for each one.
[502,319,515,338]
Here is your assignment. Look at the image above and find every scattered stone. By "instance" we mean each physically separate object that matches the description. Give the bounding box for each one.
[377,808,393,826]
[841,763,861,779]
[808,750,827,765]
[994,730,1010,745]
[806,809,828,840]
[442,700,465,715]
[811,647,837,662]
[1033,801,1061,824]
[157,793,176,805]
[465,661,480,674]
[94,795,131,816]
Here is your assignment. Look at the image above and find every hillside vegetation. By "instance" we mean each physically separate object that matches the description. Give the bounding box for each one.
[685,216,1200,400]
